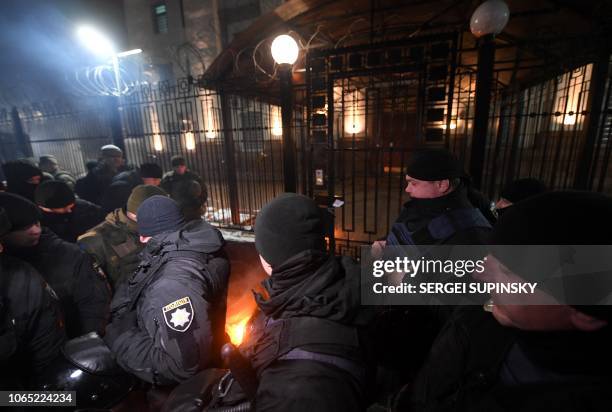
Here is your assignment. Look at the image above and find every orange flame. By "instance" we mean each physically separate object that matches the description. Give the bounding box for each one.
[225,293,258,346]
[227,317,250,346]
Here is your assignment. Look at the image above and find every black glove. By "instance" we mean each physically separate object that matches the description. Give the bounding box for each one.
[103,310,138,348]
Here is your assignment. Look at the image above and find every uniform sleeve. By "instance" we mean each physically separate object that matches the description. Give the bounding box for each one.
[108,271,213,385]
[20,264,66,373]
[73,253,111,336]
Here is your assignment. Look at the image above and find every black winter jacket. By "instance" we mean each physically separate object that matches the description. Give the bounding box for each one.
[40,199,105,243]
[245,251,376,412]
[106,219,230,386]
[0,255,66,389]
[406,307,612,412]
[6,228,111,338]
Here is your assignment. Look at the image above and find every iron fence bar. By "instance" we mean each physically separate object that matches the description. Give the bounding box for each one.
[219,92,241,225]
[11,107,32,158]
[574,50,611,189]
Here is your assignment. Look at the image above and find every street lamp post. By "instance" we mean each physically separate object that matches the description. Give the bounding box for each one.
[271,34,299,193]
[77,25,142,154]
[76,25,142,96]
[468,0,509,190]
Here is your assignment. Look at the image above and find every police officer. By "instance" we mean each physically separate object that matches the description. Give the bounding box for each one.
[372,149,492,398]
[104,195,229,387]
[0,192,110,338]
[0,207,66,389]
[384,149,491,248]
[240,193,374,411]
[78,184,167,289]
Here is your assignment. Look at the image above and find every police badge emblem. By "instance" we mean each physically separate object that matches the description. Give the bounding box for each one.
[162,296,194,332]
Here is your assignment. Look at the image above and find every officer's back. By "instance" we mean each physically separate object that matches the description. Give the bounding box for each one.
[104,195,230,388]
[244,193,374,411]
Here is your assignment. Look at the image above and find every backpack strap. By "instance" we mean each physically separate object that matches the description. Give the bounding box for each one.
[251,316,365,383]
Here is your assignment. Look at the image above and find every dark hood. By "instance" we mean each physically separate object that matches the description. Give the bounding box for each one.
[254,250,370,325]
[144,219,225,256]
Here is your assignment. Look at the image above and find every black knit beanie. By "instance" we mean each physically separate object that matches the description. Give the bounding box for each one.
[0,192,40,230]
[34,181,75,208]
[136,195,185,237]
[255,193,326,267]
[139,163,163,179]
[404,149,466,181]
[500,178,548,203]
[0,207,11,237]
[490,191,612,321]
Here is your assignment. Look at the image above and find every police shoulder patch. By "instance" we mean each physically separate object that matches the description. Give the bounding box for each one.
[162,296,194,332]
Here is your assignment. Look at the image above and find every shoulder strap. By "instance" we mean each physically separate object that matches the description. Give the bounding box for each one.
[251,316,361,373]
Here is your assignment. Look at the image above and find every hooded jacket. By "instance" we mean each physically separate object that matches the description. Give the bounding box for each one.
[6,228,111,338]
[105,219,230,385]
[243,250,376,412]
[78,208,143,289]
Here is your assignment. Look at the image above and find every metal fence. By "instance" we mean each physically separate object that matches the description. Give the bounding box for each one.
[1,34,611,256]
[118,80,307,227]
[305,32,612,257]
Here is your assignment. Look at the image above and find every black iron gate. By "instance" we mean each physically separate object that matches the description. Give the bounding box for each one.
[305,33,460,256]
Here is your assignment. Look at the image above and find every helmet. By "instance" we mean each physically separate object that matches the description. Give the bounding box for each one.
[36,332,136,409]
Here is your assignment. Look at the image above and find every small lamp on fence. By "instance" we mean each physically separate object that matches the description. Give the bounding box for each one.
[271,34,299,193]
[271,35,299,65]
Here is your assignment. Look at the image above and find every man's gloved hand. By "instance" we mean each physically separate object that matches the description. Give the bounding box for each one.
[103,310,138,348]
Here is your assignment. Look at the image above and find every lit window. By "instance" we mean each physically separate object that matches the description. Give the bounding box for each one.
[153,3,168,34]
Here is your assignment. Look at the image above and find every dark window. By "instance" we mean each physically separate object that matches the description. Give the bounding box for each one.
[153,3,168,34]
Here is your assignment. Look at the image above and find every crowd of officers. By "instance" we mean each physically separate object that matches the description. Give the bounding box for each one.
[1,146,611,411]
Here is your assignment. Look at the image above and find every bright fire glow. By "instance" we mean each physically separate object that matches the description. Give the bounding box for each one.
[227,317,250,346]
[225,293,258,346]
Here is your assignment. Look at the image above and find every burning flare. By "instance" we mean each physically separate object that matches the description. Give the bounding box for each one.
[225,293,258,346]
